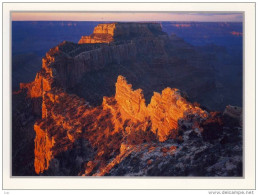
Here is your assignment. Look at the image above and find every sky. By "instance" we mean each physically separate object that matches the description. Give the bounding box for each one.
[12,12,243,22]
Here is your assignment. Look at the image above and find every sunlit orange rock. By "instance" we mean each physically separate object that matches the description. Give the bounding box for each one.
[115,75,148,122]
[94,23,116,36]
[34,121,55,174]
[148,87,208,141]
[106,75,208,141]
[22,67,209,175]
[78,22,165,44]
[20,73,43,98]
[79,23,116,43]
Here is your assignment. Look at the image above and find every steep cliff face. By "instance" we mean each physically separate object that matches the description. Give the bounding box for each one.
[21,36,167,93]
[33,89,93,174]
[34,121,55,174]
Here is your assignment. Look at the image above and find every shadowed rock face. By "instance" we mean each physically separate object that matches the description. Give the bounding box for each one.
[24,22,219,110]
[13,22,242,176]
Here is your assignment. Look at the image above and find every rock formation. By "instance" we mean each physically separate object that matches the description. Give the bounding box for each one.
[20,22,218,109]
[78,23,166,44]
[109,75,208,141]
[13,22,243,176]
[19,71,240,176]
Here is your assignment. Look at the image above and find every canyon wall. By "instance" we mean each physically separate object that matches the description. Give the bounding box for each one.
[21,35,168,95]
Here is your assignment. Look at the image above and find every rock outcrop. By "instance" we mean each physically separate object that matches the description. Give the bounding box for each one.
[223,105,242,121]
[109,75,208,141]
[28,74,209,174]
[107,123,242,176]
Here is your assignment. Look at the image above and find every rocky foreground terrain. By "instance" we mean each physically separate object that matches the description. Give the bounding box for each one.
[12,22,242,176]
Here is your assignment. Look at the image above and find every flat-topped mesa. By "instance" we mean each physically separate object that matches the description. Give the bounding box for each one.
[78,22,166,44]
[78,23,116,43]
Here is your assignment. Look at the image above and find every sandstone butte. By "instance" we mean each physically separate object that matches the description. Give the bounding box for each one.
[19,22,210,175]
[78,22,165,44]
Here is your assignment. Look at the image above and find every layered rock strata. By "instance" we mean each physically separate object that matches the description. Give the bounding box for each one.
[107,76,208,141]
[78,23,166,43]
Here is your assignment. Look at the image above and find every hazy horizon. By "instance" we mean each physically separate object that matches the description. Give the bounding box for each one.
[12,21,243,23]
[12,12,243,22]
